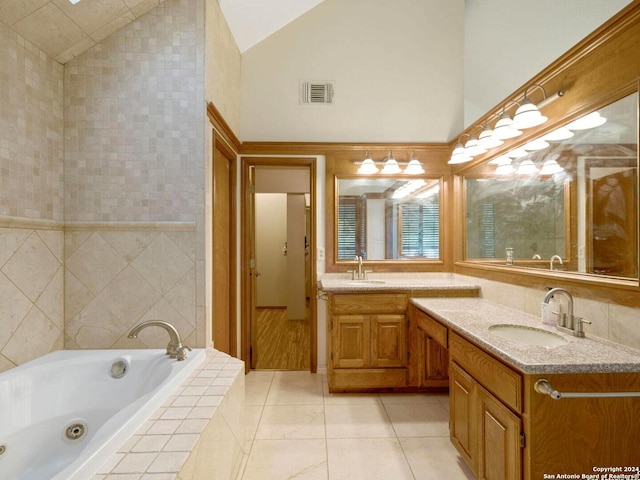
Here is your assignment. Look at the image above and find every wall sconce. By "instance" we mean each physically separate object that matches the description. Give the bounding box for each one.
[493,101,523,140]
[355,151,425,175]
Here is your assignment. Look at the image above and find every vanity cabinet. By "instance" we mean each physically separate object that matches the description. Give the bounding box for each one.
[450,332,523,479]
[407,303,449,389]
[328,292,409,390]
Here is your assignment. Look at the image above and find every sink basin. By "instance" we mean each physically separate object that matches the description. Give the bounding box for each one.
[346,279,386,285]
[488,324,568,347]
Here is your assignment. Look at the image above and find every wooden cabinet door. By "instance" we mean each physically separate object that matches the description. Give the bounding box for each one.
[424,336,449,383]
[477,386,522,480]
[371,314,406,367]
[333,315,370,368]
[450,362,477,472]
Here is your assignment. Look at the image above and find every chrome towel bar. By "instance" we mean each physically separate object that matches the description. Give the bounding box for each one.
[535,378,640,400]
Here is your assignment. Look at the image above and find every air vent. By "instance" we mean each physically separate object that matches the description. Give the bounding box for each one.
[300,81,335,105]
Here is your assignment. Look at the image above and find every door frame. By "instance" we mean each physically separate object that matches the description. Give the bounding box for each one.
[241,156,318,373]
[207,103,240,356]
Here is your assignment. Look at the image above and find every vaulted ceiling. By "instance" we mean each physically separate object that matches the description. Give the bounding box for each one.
[0,0,325,63]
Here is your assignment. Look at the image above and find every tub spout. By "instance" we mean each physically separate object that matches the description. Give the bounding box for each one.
[127,320,191,361]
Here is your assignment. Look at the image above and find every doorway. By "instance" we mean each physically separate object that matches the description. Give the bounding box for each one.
[241,158,317,372]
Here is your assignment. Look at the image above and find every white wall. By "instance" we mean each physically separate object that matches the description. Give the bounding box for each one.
[240,0,465,142]
[464,0,633,127]
[256,194,288,307]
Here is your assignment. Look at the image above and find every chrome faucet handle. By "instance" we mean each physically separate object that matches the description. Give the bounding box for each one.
[175,344,192,361]
[347,270,356,280]
[574,317,591,338]
[363,270,373,279]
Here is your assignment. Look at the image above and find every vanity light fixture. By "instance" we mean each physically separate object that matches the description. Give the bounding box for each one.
[523,138,550,151]
[69,0,82,3]
[511,84,548,129]
[355,151,426,175]
[381,152,402,174]
[495,159,515,175]
[404,151,425,174]
[565,111,607,130]
[492,103,524,140]
[464,135,488,157]
[357,151,379,174]
[392,179,427,198]
[542,127,574,141]
[415,184,440,198]
[488,154,512,165]
[540,156,564,175]
[448,134,473,164]
[477,121,504,149]
[517,159,538,175]
[506,147,528,159]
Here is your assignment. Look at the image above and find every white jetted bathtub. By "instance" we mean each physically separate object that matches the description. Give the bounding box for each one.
[0,348,205,480]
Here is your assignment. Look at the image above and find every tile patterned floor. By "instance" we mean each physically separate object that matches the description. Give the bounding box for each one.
[239,371,475,480]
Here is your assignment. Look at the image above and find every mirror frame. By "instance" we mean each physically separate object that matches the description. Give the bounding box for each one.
[447,3,640,307]
[324,144,453,273]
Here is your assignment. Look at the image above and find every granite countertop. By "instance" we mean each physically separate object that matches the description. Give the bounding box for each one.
[319,272,481,292]
[411,297,640,375]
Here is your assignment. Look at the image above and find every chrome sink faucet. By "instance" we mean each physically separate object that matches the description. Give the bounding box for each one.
[550,255,563,270]
[543,288,591,337]
[128,320,191,360]
[349,255,370,280]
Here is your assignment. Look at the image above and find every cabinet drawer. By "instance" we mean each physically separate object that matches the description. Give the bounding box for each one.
[450,332,522,413]
[415,308,448,348]
[331,293,408,314]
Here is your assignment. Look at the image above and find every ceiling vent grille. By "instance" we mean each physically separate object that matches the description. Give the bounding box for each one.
[300,81,335,105]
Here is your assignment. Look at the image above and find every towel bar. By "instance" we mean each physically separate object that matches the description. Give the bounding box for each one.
[534,378,640,400]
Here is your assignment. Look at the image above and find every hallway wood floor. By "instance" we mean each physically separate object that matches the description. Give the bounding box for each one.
[255,306,310,370]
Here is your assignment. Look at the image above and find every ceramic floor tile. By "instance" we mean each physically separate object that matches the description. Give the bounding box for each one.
[324,404,395,438]
[323,392,382,405]
[385,402,450,437]
[265,376,324,406]
[379,392,444,405]
[244,405,263,443]
[241,439,328,480]
[400,437,475,479]
[327,438,414,480]
[255,404,325,439]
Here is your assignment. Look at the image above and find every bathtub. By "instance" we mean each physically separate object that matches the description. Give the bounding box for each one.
[0,348,205,480]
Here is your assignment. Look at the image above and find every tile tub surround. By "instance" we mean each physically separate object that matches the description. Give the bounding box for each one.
[411,297,640,374]
[92,349,245,480]
[0,222,64,372]
[319,272,481,293]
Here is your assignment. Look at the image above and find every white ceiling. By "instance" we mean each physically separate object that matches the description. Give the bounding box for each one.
[218,0,325,53]
[0,0,325,63]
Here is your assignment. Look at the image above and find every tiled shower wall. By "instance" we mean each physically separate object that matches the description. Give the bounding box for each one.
[0,25,65,372]
[63,0,206,351]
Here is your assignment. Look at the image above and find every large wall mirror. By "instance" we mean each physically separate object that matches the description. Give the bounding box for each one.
[463,91,638,280]
[336,177,442,261]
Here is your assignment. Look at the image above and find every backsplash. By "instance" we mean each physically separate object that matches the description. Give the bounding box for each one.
[463,275,640,351]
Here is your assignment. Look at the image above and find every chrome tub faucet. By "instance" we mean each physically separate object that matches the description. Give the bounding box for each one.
[128,320,191,360]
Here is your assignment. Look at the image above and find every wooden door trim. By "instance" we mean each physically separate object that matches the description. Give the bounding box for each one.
[208,102,239,357]
[241,156,318,373]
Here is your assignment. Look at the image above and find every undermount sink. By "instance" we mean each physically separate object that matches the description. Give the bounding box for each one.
[346,279,386,285]
[488,324,568,347]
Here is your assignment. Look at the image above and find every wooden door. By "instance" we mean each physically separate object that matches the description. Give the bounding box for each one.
[333,315,369,368]
[423,336,449,385]
[212,140,235,355]
[477,386,521,480]
[450,362,477,472]
[370,314,406,367]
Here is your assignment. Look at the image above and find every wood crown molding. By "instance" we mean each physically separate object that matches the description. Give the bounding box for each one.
[206,102,242,153]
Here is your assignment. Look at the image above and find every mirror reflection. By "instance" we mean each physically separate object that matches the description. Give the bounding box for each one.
[464,92,638,279]
[337,177,441,261]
